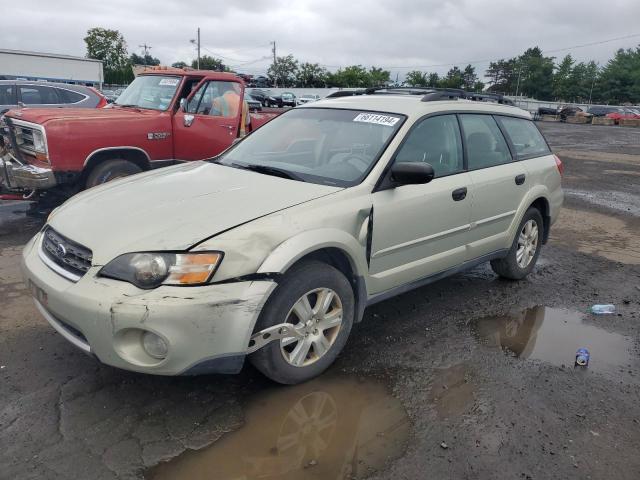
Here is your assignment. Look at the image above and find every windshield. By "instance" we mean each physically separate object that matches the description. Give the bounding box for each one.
[217,108,404,187]
[114,75,180,111]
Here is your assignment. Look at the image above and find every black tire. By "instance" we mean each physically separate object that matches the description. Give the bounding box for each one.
[249,261,355,385]
[491,207,544,280]
[85,159,142,189]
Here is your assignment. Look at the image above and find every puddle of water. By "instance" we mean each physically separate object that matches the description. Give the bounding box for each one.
[146,375,410,480]
[472,306,634,378]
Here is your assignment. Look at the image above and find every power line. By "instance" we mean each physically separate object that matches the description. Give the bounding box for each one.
[317,32,640,71]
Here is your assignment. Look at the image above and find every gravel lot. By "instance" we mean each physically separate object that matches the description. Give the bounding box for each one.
[1,121,639,480]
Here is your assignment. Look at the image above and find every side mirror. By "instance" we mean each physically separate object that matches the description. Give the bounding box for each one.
[390,162,435,186]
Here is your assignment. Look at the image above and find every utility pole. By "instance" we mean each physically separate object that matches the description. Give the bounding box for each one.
[271,41,277,87]
[138,44,151,65]
[588,73,596,105]
[190,28,201,69]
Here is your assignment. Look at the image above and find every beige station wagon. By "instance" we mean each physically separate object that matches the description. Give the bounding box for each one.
[22,89,563,384]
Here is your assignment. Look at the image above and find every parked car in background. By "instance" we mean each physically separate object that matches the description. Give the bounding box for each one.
[246,94,262,112]
[0,80,107,114]
[22,89,563,384]
[249,88,271,106]
[587,105,618,117]
[605,107,640,124]
[101,90,117,103]
[558,105,591,122]
[280,92,296,107]
[297,94,321,105]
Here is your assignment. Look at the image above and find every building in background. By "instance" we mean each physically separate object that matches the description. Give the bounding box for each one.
[0,49,103,88]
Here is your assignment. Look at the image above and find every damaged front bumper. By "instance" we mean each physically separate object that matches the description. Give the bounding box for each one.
[21,232,277,375]
[0,152,57,191]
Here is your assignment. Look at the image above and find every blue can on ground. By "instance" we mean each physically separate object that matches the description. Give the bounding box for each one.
[575,348,590,366]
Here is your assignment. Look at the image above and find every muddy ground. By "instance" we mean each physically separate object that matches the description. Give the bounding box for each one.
[1,121,639,480]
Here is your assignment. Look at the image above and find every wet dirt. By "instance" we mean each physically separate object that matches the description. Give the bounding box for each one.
[550,208,640,265]
[472,306,635,381]
[146,375,410,480]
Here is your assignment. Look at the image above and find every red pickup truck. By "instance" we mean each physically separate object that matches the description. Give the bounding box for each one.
[0,69,279,201]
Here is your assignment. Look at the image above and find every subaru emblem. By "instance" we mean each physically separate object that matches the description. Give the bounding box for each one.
[56,243,67,258]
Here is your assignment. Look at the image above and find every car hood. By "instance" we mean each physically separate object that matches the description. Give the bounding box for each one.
[48,162,341,265]
[6,106,159,125]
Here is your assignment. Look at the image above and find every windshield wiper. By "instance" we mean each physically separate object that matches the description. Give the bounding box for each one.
[234,163,302,181]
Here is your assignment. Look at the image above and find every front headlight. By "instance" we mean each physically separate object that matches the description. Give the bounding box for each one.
[32,129,46,153]
[99,251,223,289]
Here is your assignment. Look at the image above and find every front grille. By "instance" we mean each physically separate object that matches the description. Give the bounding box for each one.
[42,227,93,278]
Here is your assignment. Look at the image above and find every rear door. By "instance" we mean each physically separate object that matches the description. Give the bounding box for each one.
[173,79,244,161]
[461,114,529,260]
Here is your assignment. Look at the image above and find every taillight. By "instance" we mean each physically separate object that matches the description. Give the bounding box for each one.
[554,154,564,176]
[89,87,108,108]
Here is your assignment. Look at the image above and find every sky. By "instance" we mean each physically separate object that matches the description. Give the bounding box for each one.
[2,0,640,80]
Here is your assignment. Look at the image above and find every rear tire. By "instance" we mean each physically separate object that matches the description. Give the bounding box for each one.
[85,159,142,189]
[249,261,354,384]
[490,207,543,280]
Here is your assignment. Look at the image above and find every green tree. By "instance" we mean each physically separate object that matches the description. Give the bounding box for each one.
[193,55,227,71]
[268,54,299,87]
[296,62,327,87]
[461,64,478,90]
[426,72,440,87]
[130,53,160,66]
[440,66,463,88]
[339,65,370,87]
[368,67,390,87]
[553,54,574,100]
[84,27,132,84]
[516,47,555,100]
[598,47,640,103]
[405,71,427,86]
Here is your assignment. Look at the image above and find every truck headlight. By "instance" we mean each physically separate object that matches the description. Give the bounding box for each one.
[32,129,47,153]
[99,251,223,289]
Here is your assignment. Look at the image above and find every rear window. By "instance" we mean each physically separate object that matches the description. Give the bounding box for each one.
[496,116,551,159]
[19,85,60,105]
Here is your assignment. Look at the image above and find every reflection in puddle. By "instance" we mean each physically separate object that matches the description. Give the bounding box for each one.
[472,306,633,378]
[146,375,410,480]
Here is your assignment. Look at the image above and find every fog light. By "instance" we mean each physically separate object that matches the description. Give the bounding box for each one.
[142,331,168,359]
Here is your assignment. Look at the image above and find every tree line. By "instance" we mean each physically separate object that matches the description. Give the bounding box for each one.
[85,27,640,103]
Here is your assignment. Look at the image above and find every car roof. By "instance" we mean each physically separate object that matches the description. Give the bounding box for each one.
[0,79,93,92]
[302,93,530,119]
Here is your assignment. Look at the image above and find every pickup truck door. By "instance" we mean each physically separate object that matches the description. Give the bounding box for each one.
[173,79,244,161]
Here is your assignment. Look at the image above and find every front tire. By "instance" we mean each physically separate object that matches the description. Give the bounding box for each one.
[85,159,142,189]
[249,261,355,384]
[490,207,543,280]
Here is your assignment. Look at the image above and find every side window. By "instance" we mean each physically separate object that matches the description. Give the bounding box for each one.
[19,86,60,105]
[459,114,512,169]
[394,114,463,178]
[187,81,241,118]
[57,89,86,104]
[496,116,550,159]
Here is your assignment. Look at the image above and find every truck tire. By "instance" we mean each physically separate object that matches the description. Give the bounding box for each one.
[249,260,354,384]
[85,159,142,189]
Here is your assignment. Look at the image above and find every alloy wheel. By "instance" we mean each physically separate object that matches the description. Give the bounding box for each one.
[516,219,539,268]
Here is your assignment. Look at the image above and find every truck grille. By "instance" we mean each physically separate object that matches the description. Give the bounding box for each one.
[41,227,93,279]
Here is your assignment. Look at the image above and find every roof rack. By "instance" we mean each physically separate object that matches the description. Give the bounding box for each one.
[362,86,514,105]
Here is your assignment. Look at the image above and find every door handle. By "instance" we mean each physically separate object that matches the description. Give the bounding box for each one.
[515,174,526,185]
[452,187,467,201]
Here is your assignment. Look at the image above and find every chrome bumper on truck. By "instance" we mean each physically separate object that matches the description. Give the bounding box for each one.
[0,153,57,191]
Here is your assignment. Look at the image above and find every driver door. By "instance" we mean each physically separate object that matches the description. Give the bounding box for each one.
[173,80,244,161]
[369,114,472,294]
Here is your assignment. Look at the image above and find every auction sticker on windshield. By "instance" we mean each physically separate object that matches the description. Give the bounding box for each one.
[158,78,180,86]
[353,113,400,126]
